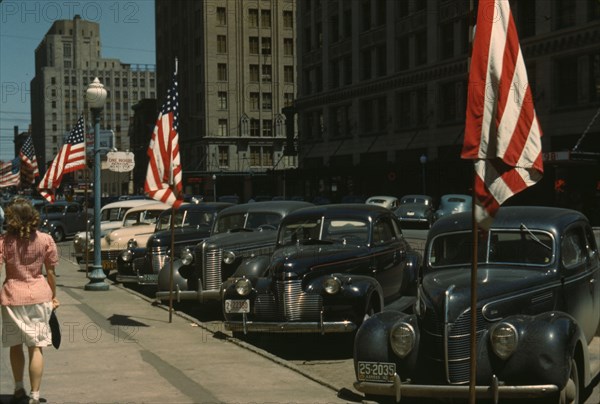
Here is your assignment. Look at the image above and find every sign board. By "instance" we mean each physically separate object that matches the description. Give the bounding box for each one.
[542,151,570,162]
[106,151,135,172]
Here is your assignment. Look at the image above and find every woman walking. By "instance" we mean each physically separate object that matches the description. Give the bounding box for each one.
[1,198,59,404]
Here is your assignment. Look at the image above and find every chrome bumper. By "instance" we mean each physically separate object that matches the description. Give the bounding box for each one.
[224,319,357,334]
[115,274,138,283]
[155,286,220,303]
[353,374,559,403]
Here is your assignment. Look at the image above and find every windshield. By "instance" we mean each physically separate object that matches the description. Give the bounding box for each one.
[122,209,162,227]
[156,210,215,231]
[401,197,429,205]
[213,212,282,234]
[278,217,369,246]
[101,207,127,222]
[428,229,554,268]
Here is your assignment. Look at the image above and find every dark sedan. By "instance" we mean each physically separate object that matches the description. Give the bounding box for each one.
[222,204,421,335]
[394,194,435,229]
[353,206,600,403]
[116,202,233,285]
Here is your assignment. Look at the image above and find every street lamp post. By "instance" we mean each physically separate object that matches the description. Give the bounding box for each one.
[212,174,217,202]
[84,77,109,291]
[420,154,427,195]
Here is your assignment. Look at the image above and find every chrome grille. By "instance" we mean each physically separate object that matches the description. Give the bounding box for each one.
[133,257,145,274]
[275,280,322,321]
[151,247,168,274]
[254,294,277,319]
[202,247,222,290]
[101,250,121,260]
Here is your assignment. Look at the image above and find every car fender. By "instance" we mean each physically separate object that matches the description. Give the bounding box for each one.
[354,311,420,380]
[308,273,384,314]
[487,311,585,389]
[157,259,190,292]
[402,251,421,295]
[232,255,271,278]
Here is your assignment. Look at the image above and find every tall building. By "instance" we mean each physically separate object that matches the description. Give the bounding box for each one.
[30,15,157,195]
[155,0,297,199]
[295,0,599,209]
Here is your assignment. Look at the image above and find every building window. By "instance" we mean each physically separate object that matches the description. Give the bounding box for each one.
[250,92,260,110]
[250,119,260,137]
[316,22,323,48]
[63,43,71,58]
[263,146,273,166]
[361,49,372,81]
[132,78,138,87]
[284,38,294,56]
[343,55,352,85]
[262,92,272,110]
[249,37,259,54]
[52,124,57,132]
[261,9,271,28]
[555,57,578,106]
[218,63,227,81]
[250,146,261,166]
[217,35,227,53]
[284,93,294,107]
[330,14,340,42]
[217,7,227,25]
[343,8,352,38]
[218,119,228,136]
[555,0,575,29]
[218,91,227,109]
[284,66,294,83]
[249,64,259,81]
[439,82,458,123]
[415,30,427,66]
[249,9,258,27]
[262,119,273,137]
[123,78,128,87]
[375,0,386,25]
[262,64,272,82]
[361,0,371,31]
[376,45,386,77]
[261,37,272,55]
[440,22,454,60]
[283,10,293,28]
[218,146,229,167]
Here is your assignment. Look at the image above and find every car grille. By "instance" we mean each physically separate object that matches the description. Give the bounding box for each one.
[254,280,322,321]
[151,247,168,274]
[101,250,121,261]
[133,257,145,274]
[202,247,222,291]
[421,308,488,384]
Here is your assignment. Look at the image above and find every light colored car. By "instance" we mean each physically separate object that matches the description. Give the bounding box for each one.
[365,195,400,210]
[433,194,472,221]
[99,202,173,273]
[72,199,156,270]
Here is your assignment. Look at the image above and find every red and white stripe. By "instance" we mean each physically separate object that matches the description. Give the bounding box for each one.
[462,0,543,229]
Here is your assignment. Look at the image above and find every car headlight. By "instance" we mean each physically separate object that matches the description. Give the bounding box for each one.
[73,236,81,246]
[390,322,416,358]
[490,322,518,360]
[323,277,341,295]
[223,250,236,265]
[120,250,133,262]
[127,239,138,249]
[235,278,252,296]
[86,240,94,251]
[180,248,194,266]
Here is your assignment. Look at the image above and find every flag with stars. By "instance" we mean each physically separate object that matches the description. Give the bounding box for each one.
[0,158,21,188]
[19,135,40,184]
[38,115,87,202]
[144,70,183,207]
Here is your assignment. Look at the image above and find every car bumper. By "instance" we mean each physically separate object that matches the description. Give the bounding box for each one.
[224,319,357,334]
[155,287,220,303]
[353,375,559,403]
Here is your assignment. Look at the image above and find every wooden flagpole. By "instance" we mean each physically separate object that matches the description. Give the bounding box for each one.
[168,58,179,324]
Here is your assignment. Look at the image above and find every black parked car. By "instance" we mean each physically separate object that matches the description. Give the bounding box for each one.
[353,206,600,403]
[116,202,233,285]
[155,200,313,303]
[222,204,421,336]
[39,201,91,242]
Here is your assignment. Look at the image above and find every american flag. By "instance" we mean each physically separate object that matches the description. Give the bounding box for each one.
[19,135,40,184]
[0,158,21,188]
[144,70,183,208]
[461,0,543,229]
[38,115,87,202]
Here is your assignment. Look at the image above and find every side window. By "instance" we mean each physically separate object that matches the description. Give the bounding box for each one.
[373,218,396,244]
[561,228,586,268]
[584,226,600,265]
[67,205,79,213]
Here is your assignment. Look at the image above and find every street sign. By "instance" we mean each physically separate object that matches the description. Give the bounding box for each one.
[106,151,135,172]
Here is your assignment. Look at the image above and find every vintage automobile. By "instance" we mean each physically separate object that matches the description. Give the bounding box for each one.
[353,206,600,403]
[433,193,472,221]
[366,195,400,210]
[72,199,156,270]
[99,202,172,273]
[394,194,435,229]
[116,202,233,285]
[155,200,313,303]
[222,204,421,336]
[39,201,91,242]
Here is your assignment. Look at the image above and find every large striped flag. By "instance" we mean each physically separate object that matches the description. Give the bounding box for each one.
[461,0,543,229]
[0,158,21,188]
[38,115,87,202]
[144,70,183,208]
[19,135,40,184]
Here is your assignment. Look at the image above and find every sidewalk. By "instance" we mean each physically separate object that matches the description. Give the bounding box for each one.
[1,256,350,404]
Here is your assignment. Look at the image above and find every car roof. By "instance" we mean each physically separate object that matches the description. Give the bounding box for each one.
[282,203,393,222]
[218,200,313,216]
[430,206,588,236]
[101,199,156,210]
[124,201,175,213]
[439,194,471,202]
[366,195,398,202]
[159,202,234,215]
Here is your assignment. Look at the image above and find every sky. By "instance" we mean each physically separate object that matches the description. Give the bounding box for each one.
[0,0,156,160]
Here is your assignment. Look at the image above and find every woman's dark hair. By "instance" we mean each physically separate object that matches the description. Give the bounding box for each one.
[5,198,41,239]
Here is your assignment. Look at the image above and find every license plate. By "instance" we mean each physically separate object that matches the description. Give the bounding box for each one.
[406,211,415,216]
[102,260,116,271]
[357,361,396,383]
[141,274,158,282]
[225,299,250,314]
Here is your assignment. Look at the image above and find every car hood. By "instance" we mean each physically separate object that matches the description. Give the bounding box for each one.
[421,266,551,320]
[149,227,212,248]
[269,243,369,278]
[101,224,156,250]
[201,228,278,250]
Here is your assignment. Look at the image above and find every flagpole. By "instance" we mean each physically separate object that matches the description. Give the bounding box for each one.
[167,58,179,323]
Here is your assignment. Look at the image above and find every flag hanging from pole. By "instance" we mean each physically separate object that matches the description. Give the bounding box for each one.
[38,115,87,202]
[19,135,40,184]
[144,69,183,208]
[461,0,543,229]
[0,158,21,188]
